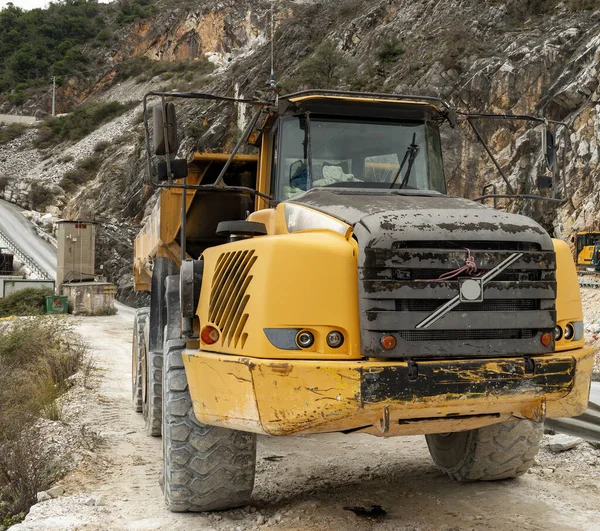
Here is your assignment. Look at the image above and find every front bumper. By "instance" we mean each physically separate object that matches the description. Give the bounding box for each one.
[182,347,594,436]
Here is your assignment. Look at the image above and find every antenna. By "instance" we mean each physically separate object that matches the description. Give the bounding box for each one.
[268,0,277,90]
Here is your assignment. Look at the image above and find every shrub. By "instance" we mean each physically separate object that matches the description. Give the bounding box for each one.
[35,101,136,149]
[296,41,348,89]
[0,123,26,146]
[0,318,86,523]
[29,183,54,210]
[59,154,103,192]
[77,154,102,172]
[377,37,405,64]
[93,141,110,153]
[0,288,52,318]
[186,121,207,140]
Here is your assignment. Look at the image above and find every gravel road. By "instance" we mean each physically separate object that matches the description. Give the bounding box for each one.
[11,311,600,531]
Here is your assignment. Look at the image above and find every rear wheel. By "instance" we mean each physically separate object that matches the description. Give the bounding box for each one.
[162,339,257,512]
[142,320,163,437]
[132,308,149,413]
[426,420,543,481]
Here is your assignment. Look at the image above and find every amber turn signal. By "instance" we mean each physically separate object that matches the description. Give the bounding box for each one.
[201,325,220,345]
[540,332,553,347]
[380,334,397,350]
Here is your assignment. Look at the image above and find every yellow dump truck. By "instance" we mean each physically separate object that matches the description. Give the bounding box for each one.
[132,90,593,512]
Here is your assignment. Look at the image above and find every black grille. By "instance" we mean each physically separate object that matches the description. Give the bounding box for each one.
[406,269,541,282]
[391,241,541,251]
[359,239,556,359]
[395,299,537,312]
[397,329,535,342]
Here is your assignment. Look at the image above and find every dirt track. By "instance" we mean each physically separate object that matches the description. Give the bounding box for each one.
[11,310,600,531]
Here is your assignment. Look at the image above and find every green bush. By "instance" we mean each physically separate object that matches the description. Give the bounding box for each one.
[377,37,405,64]
[114,56,214,85]
[0,288,52,318]
[0,123,26,146]
[35,101,135,149]
[93,140,110,153]
[29,183,54,210]
[59,154,103,192]
[0,1,157,94]
[295,41,349,90]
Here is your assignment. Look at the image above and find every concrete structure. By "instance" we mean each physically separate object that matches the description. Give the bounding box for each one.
[57,221,96,290]
[61,282,116,315]
[0,114,36,125]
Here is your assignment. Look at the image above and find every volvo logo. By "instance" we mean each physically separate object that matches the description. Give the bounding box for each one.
[416,252,523,330]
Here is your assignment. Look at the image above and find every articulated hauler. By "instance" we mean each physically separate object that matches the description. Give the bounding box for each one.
[132,90,593,512]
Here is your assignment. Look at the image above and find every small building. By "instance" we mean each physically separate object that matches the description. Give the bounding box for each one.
[61,282,117,315]
[57,220,116,314]
[56,221,97,289]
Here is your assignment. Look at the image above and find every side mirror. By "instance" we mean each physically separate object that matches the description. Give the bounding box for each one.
[545,129,556,171]
[153,103,179,156]
[537,175,553,191]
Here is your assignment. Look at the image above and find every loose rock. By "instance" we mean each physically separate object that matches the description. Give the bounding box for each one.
[547,434,583,453]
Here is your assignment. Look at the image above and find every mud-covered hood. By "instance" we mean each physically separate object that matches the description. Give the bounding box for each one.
[290,188,553,250]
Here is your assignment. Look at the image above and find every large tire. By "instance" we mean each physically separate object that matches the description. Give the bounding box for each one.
[162,338,257,512]
[132,308,150,413]
[142,320,163,437]
[425,420,543,482]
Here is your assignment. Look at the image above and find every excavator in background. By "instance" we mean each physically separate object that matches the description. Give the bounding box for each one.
[573,231,600,287]
[131,89,593,512]
[574,231,600,270]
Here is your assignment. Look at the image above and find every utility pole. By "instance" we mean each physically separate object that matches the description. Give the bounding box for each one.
[51,76,56,117]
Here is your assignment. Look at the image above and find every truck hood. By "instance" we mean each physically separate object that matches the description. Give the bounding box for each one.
[290,188,553,250]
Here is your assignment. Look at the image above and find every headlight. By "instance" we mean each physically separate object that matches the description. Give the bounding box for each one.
[284,204,350,236]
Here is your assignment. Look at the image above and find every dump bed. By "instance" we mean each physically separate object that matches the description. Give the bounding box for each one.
[134,153,258,291]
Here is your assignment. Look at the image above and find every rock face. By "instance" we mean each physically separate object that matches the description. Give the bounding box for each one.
[1,0,600,302]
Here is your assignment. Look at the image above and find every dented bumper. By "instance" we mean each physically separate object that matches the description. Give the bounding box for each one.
[183,347,595,437]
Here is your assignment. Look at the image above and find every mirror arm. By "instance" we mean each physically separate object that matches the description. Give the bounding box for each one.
[214,107,263,188]
[160,95,174,184]
[467,118,516,195]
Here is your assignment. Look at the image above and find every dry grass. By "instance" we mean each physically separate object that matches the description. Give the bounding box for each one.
[0,318,87,525]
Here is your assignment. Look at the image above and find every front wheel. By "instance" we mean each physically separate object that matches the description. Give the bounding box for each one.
[162,338,257,512]
[425,420,543,482]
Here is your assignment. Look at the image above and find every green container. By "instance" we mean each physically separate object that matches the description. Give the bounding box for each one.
[45,295,69,314]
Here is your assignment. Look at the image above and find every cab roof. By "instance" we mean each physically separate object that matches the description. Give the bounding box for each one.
[278,90,453,123]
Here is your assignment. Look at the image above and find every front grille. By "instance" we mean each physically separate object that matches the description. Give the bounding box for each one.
[397,329,535,342]
[391,241,542,251]
[209,249,257,349]
[359,240,556,359]
[395,299,537,312]
[408,268,541,282]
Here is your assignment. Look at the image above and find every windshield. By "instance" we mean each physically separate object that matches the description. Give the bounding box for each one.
[273,116,445,201]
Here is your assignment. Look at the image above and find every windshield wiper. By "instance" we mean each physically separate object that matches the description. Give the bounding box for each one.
[389,133,420,189]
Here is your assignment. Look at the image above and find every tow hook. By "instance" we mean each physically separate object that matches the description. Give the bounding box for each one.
[408,361,419,382]
[524,357,536,375]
